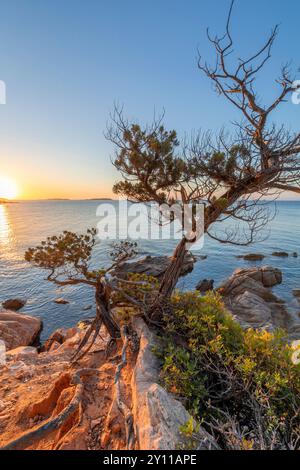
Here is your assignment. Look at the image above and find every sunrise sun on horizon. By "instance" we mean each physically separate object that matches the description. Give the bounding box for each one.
[0,176,19,200]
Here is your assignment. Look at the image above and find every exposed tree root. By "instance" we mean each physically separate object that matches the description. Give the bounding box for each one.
[71,284,120,363]
[102,325,135,450]
[0,320,138,451]
[0,368,103,451]
[115,326,135,449]
[52,401,83,450]
[71,316,103,363]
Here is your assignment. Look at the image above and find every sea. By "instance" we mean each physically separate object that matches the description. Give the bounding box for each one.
[0,200,299,340]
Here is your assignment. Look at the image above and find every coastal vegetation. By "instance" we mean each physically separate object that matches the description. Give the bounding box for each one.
[158,291,300,449]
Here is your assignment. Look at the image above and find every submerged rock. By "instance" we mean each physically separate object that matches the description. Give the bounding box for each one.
[239,253,265,261]
[83,305,92,311]
[272,251,289,258]
[54,298,69,305]
[0,310,42,351]
[2,299,26,311]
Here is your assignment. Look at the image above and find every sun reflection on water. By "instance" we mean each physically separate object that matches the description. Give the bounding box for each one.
[0,204,11,248]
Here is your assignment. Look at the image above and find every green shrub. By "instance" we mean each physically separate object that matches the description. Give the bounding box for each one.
[159,291,300,449]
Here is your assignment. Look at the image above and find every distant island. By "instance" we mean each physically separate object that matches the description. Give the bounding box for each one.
[0,198,17,204]
[86,198,114,201]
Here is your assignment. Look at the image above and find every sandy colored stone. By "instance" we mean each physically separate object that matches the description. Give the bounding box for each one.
[220,266,298,335]
[6,346,38,361]
[131,318,218,450]
[0,311,42,351]
[54,298,69,305]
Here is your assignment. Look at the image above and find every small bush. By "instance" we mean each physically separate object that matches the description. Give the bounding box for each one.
[159,291,300,450]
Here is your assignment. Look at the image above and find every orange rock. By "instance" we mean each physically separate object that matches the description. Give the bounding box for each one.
[0,310,42,351]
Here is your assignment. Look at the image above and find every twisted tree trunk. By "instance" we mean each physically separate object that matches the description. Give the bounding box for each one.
[95,283,120,338]
[72,282,120,362]
[150,238,187,321]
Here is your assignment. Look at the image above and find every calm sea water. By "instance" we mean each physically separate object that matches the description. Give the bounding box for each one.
[0,200,299,340]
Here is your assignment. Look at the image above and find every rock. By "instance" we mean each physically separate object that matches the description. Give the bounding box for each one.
[229,291,273,330]
[83,305,92,311]
[48,341,61,352]
[196,279,214,293]
[220,275,280,303]
[43,327,78,352]
[131,318,219,450]
[0,317,219,450]
[77,319,93,329]
[0,311,42,351]
[6,346,38,361]
[293,290,300,298]
[289,324,300,341]
[54,298,69,305]
[222,266,282,289]
[114,252,195,279]
[241,254,265,261]
[272,251,289,258]
[2,299,26,311]
[260,266,282,287]
[219,266,291,332]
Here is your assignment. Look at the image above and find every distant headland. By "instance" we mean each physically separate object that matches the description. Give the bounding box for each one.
[0,198,17,204]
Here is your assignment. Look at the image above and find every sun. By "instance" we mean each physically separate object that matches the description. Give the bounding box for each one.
[0,176,19,200]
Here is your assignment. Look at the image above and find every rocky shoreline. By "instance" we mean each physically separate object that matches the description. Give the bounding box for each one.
[0,258,299,450]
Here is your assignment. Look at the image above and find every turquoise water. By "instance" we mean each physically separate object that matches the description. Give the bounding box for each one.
[0,200,299,340]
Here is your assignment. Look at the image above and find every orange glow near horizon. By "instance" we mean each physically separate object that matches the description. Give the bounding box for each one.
[0,176,19,200]
[6,176,115,201]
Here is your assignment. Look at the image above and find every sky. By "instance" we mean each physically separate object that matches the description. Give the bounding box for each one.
[0,0,299,200]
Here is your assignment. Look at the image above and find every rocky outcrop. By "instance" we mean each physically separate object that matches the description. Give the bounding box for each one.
[0,317,218,451]
[131,318,218,450]
[222,266,282,290]
[6,346,38,361]
[42,327,78,352]
[2,299,26,311]
[114,252,195,279]
[0,311,42,351]
[219,266,291,332]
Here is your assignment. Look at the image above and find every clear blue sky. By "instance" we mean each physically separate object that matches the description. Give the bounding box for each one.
[0,0,299,198]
